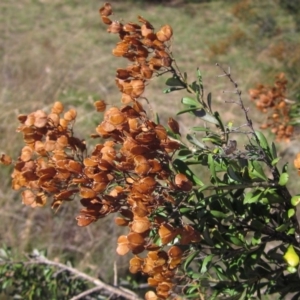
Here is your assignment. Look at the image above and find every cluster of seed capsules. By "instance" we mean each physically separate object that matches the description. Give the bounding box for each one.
[249,73,293,142]
[99,1,173,105]
[0,3,202,299]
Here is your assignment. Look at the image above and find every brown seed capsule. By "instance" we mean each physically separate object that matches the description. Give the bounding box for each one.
[94,100,107,112]
[168,117,180,135]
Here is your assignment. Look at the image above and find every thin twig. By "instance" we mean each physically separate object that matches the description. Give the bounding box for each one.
[114,260,117,287]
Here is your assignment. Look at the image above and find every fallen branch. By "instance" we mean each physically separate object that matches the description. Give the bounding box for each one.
[28,254,141,300]
[70,286,103,300]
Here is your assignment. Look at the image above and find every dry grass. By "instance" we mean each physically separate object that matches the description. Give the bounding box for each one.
[0,0,300,294]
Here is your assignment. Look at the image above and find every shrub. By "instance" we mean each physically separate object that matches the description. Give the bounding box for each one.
[2,2,300,299]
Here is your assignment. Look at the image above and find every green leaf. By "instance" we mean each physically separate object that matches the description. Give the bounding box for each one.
[212,229,228,244]
[154,113,160,124]
[249,161,268,180]
[165,76,184,87]
[244,191,262,204]
[213,111,225,132]
[214,265,229,281]
[282,163,288,173]
[183,250,200,271]
[196,68,203,85]
[288,208,295,218]
[203,226,215,246]
[200,254,213,273]
[250,219,264,230]
[262,188,284,204]
[287,266,297,273]
[189,81,200,93]
[2,279,11,290]
[271,157,281,166]
[207,92,212,112]
[276,223,289,232]
[228,235,244,247]
[208,154,217,182]
[271,142,277,159]
[184,72,187,81]
[193,109,219,125]
[163,86,184,93]
[210,210,228,218]
[191,126,210,132]
[177,149,193,160]
[227,165,244,183]
[179,207,194,214]
[279,173,289,186]
[291,195,300,206]
[255,131,269,150]
[182,97,198,106]
[237,289,247,300]
[202,136,223,146]
[177,106,199,115]
[221,198,234,212]
[186,134,206,149]
[191,273,203,280]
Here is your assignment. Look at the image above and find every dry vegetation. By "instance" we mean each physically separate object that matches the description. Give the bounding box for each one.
[1,0,300,295]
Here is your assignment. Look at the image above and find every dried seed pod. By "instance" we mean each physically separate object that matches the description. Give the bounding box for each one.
[80,187,97,199]
[55,189,78,200]
[158,223,177,245]
[134,155,151,175]
[132,176,157,194]
[127,232,145,254]
[115,217,130,226]
[22,190,35,206]
[101,16,112,25]
[33,110,48,128]
[99,2,112,17]
[51,101,64,114]
[116,235,130,255]
[64,108,77,121]
[168,245,183,259]
[141,63,153,79]
[94,100,107,112]
[131,216,151,233]
[156,25,173,42]
[145,291,158,300]
[138,16,154,29]
[123,22,140,32]
[113,41,129,57]
[168,117,180,135]
[129,256,144,274]
[21,146,33,162]
[76,214,96,227]
[131,79,145,97]
[108,21,123,33]
[18,114,27,124]
[0,154,12,165]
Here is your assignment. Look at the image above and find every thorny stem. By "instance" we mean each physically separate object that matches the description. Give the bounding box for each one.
[216,63,300,241]
[196,181,279,191]
[215,64,267,161]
